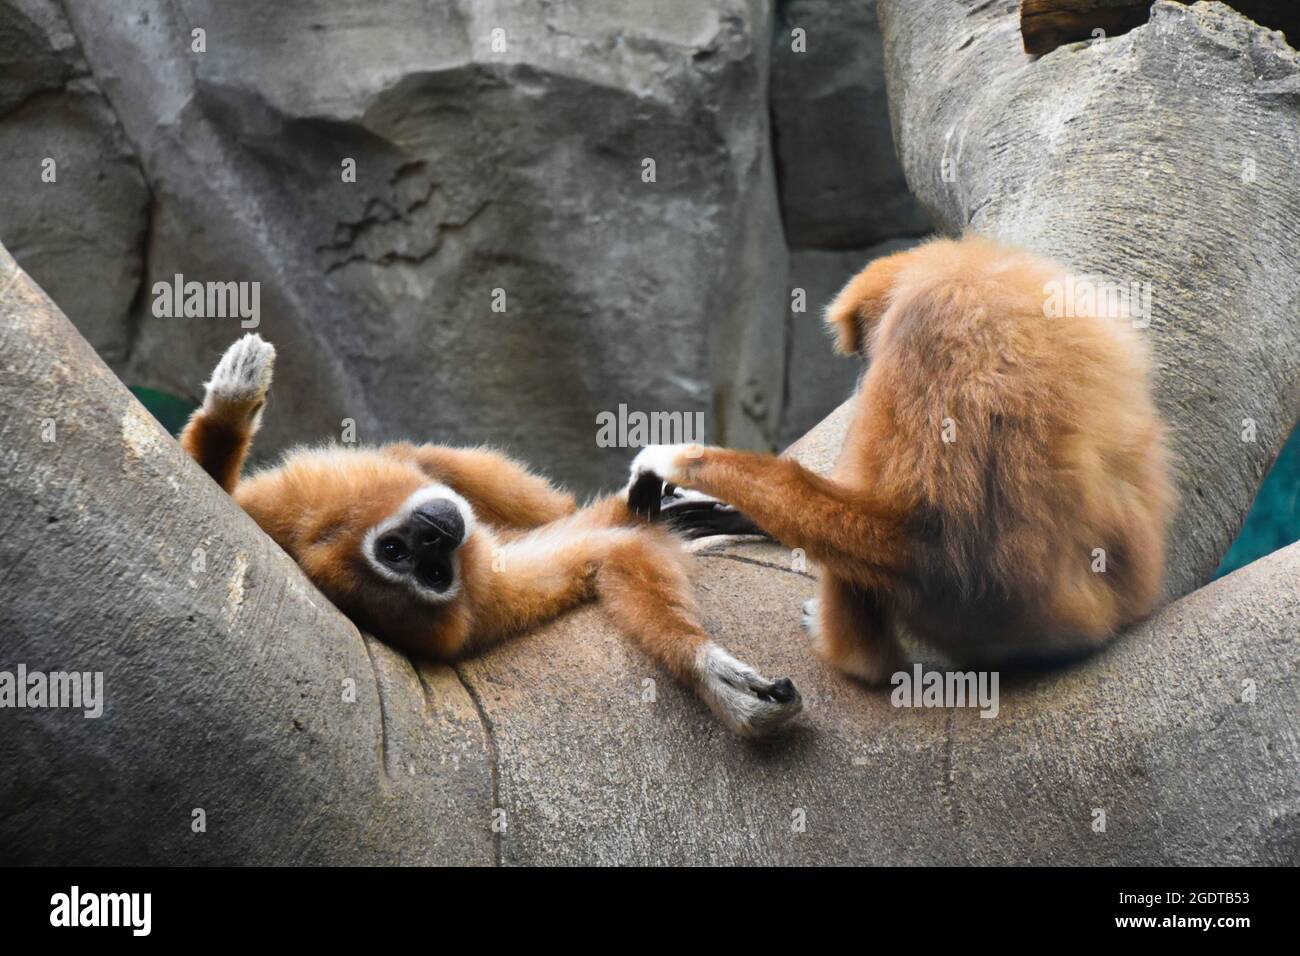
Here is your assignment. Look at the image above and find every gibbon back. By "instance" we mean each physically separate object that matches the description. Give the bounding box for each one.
[629,235,1174,675]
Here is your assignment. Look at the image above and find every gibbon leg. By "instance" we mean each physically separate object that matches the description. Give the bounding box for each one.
[385,444,577,529]
[628,445,905,587]
[597,530,802,737]
[475,496,802,736]
[179,334,276,493]
[802,576,905,685]
[582,493,802,734]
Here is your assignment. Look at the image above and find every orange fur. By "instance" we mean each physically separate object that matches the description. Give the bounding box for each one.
[179,337,801,736]
[179,414,251,494]
[824,247,913,356]
[636,235,1175,677]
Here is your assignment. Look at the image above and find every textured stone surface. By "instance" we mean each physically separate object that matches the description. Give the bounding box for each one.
[471,539,1300,865]
[770,0,929,248]
[0,0,943,493]
[2,249,1295,864]
[25,0,787,494]
[879,0,1300,599]
[0,0,147,365]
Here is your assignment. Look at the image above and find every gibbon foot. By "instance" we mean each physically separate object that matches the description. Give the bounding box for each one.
[801,598,820,637]
[204,333,276,420]
[800,597,904,685]
[626,443,701,519]
[694,643,801,737]
[182,334,277,493]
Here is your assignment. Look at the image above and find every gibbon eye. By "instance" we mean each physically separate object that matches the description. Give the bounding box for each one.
[379,536,409,563]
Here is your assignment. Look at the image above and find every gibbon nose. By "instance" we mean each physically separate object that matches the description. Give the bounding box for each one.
[409,499,465,554]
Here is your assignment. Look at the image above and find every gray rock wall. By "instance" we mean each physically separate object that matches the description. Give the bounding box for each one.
[780,238,918,447]
[0,0,147,365]
[0,0,927,493]
[771,0,929,248]
[770,0,931,447]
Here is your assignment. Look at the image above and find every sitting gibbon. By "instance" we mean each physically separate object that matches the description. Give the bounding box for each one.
[629,235,1174,679]
[180,335,800,737]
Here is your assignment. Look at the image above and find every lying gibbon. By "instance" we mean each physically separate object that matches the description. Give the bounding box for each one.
[629,235,1174,679]
[180,335,800,736]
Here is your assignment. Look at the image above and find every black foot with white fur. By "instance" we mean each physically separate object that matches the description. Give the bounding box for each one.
[627,471,665,519]
[756,676,798,704]
[694,643,802,737]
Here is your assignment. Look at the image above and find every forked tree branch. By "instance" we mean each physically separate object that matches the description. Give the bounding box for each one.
[2,226,1296,862]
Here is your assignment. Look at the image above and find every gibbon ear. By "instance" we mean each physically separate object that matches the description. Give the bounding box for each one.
[824,250,914,356]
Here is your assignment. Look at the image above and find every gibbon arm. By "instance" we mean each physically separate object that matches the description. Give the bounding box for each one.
[628,444,906,585]
[462,493,654,645]
[179,334,276,493]
[385,444,577,530]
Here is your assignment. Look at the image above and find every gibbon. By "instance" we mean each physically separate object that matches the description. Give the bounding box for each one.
[180,335,800,737]
[629,235,1174,679]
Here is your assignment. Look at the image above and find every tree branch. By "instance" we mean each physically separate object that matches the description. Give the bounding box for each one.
[2,238,1295,863]
[881,0,1300,599]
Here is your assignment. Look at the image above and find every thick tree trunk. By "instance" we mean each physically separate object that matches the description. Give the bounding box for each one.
[880,0,1300,601]
[2,242,1296,864]
[0,245,493,864]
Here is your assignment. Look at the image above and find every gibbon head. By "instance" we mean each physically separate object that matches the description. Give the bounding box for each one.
[236,448,485,651]
[827,236,1054,357]
[824,246,922,357]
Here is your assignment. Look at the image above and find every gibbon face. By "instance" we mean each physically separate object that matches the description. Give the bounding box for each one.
[233,447,487,653]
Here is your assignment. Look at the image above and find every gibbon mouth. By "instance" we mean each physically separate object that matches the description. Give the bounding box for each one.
[410,501,465,549]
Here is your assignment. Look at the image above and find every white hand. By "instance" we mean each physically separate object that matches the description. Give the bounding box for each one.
[625,443,702,494]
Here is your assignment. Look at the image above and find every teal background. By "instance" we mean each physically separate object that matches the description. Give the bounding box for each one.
[1214,425,1300,577]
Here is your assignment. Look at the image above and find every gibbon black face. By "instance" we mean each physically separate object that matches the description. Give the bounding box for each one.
[361,487,473,599]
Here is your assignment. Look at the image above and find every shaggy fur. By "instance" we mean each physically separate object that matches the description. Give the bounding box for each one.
[629,235,1175,678]
[180,336,800,737]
